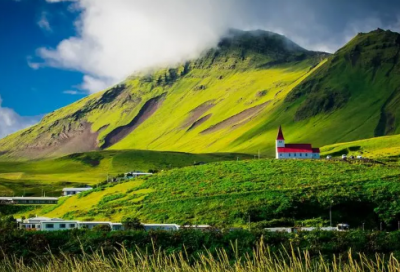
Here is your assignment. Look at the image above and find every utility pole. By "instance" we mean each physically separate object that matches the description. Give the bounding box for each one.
[329,200,333,227]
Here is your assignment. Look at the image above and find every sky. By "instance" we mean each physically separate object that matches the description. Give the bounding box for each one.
[0,0,400,139]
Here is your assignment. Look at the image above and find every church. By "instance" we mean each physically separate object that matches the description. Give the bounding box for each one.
[276,126,320,159]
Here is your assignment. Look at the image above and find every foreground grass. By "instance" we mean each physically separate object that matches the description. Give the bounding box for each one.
[1,241,400,272]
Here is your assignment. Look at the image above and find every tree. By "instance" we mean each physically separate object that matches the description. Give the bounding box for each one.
[92,224,111,232]
[122,217,144,231]
[0,215,16,231]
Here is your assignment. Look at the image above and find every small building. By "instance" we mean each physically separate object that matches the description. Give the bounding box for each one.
[276,126,320,159]
[0,197,58,205]
[41,220,79,231]
[77,221,113,230]
[19,217,63,230]
[143,224,180,231]
[180,225,214,231]
[17,217,187,232]
[124,172,153,179]
[62,187,92,196]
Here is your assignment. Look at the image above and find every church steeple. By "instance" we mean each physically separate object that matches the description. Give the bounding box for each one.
[277,126,284,141]
[276,126,285,155]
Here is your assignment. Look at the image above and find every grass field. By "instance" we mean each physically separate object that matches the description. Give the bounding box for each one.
[321,134,400,158]
[18,158,400,229]
[0,150,250,197]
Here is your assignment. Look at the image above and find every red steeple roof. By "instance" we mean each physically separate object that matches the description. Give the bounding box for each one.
[277,126,284,140]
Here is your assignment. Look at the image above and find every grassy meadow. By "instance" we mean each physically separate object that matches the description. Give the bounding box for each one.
[16,158,400,230]
[0,150,249,197]
[321,134,400,158]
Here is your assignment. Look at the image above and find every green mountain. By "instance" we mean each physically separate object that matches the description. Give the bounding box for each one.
[2,29,400,159]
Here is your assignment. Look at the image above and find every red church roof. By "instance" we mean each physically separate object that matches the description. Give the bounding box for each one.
[277,126,284,140]
[275,126,320,154]
[277,147,320,153]
[285,144,312,149]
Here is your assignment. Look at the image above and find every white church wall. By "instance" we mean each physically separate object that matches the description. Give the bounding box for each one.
[277,152,319,159]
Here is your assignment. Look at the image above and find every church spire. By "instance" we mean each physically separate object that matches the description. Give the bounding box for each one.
[277,126,284,140]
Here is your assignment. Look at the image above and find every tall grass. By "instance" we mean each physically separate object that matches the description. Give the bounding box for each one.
[1,241,400,272]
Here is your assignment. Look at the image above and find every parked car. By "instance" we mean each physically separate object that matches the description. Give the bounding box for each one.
[326,155,332,160]
[357,155,363,159]
[342,154,347,160]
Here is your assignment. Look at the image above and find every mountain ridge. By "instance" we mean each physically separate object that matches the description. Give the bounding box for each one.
[2,29,400,159]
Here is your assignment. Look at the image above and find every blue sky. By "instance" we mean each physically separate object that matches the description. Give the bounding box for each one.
[0,0,84,117]
[0,0,400,139]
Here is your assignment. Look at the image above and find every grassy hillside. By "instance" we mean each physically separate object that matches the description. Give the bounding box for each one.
[2,29,400,160]
[275,29,400,147]
[321,134,400,158]
[0,30,326,159]
[19,158,400,229]
[0,150,249,197]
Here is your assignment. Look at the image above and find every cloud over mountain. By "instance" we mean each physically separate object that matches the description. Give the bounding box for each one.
[37,0,244,93]
[36,0,400,93]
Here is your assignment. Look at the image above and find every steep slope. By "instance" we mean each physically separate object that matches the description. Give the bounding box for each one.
[230,29,400,155]
[0,29,326,159]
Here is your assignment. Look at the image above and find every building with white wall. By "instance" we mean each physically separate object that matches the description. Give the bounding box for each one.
[62,187,92,196]
[18,217,182,232]
[0,197,58,205]
[276,126,320,159]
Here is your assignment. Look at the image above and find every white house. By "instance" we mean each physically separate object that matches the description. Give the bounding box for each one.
[0,197,58,205]
[143,224,180,231]
[18,217,183,232]
[62,187,92,196]
[41,220,79,231]
[124,172,153,179]
[19,217,64,230]
[276,126,320,159]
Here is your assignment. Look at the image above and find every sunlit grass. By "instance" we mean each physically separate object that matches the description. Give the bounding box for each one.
[1,240,399,272]
[321,134,400,158]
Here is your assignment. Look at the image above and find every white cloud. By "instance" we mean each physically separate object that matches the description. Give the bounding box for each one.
[37,12,52,32]
[35,0,400,94]
[80,75,114,94]
[38,0,244,93]
[0,96,40,139]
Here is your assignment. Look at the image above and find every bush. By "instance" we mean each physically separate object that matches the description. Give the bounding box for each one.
[122,217,143,231]
[92,224,111,232]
